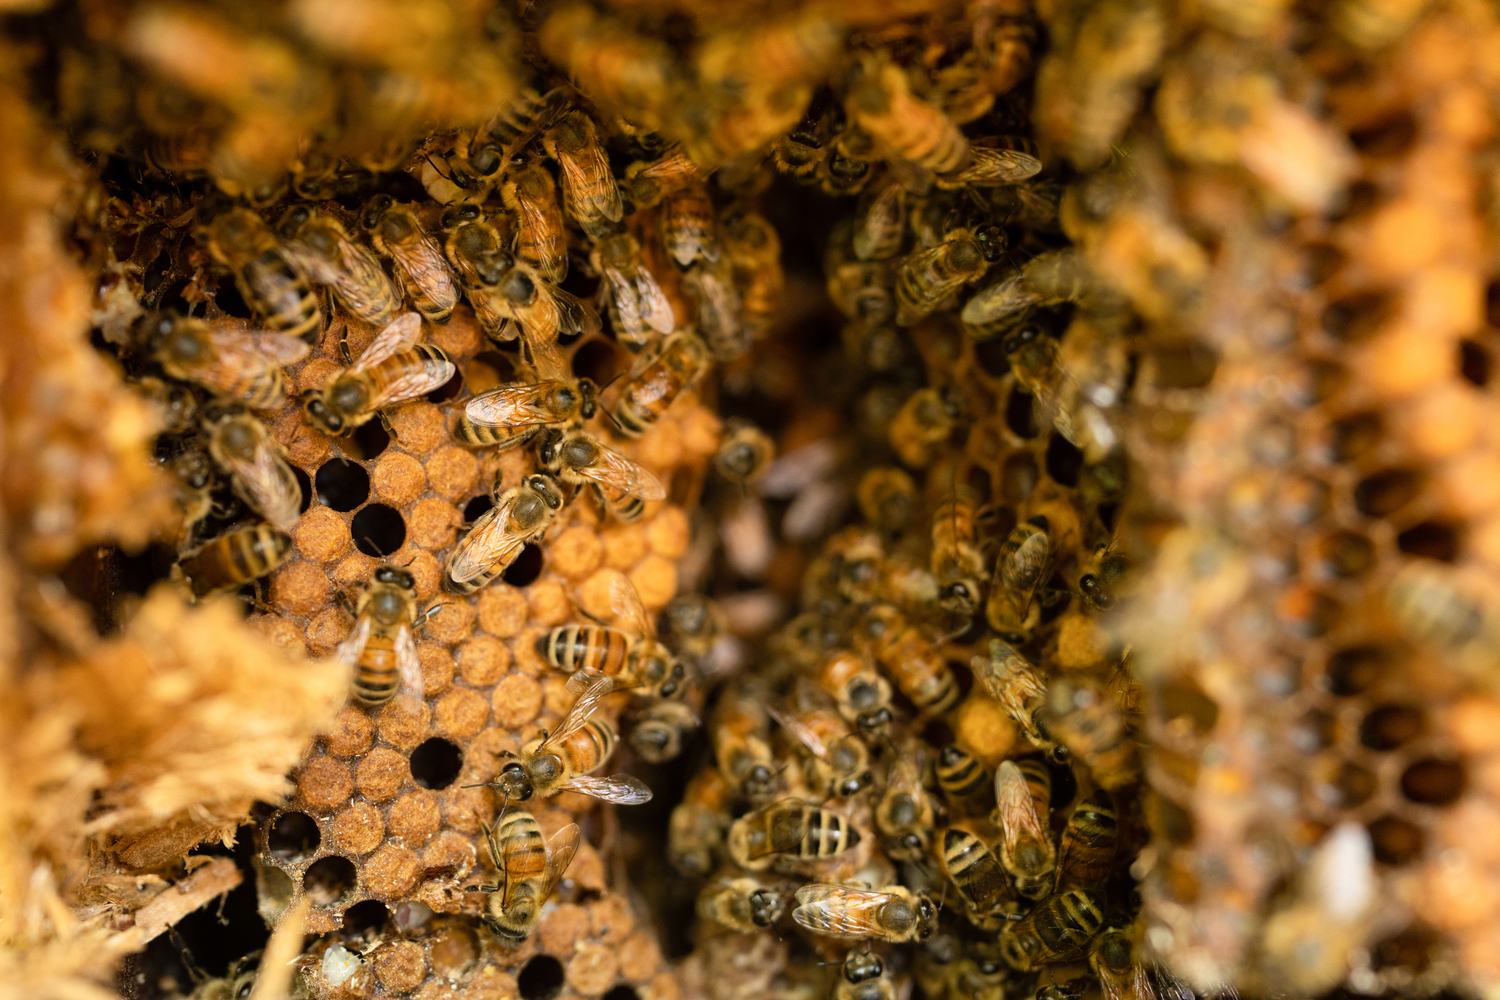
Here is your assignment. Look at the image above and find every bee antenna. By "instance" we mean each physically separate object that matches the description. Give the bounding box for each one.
[362,535,387,558]
[424,153,456,184]
[936,880,948,915]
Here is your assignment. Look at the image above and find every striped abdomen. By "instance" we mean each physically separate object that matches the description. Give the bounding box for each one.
[240,366,287,410]
[455,415,538,451]
[555,719,616,779]
[1055,791,1118,891]
[611,361,683,438]
[178,524,292,598]
[596,484,646,523]
[941,827,1010,914]
[353,634,400,706]
[768,805,859,861]
[937,745,990,799]
[244,249,320,343]
[369,344,454,398]
[537,625,630,676]
[999,889,1104,969]
[496,810,548,887]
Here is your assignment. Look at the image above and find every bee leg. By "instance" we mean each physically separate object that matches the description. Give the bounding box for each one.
[334,589,357,616]
[377,409,400,441]
[412,603,444,630]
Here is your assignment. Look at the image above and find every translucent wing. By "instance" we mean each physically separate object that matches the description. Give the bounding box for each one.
[552,285,602,339]
[606,572,654,639]
[537,671,615,750]
[941,147,1044,187]
[335,613,373,675]
[466,381,572,428]
[629,268,675,334]
[364,354,457,412]
[525,331,570,383]
[792,885,900,937]
[352,312,424,372]
[767,706,829,762]
[222,436,301,532]
[572,441,667,501]
[555,143,624,223]
[995,761,1048,845]
[447,497,523,586]
[395,625,425,715]
[562,773,653,805]
[540,822,582,900]
[211,327,311,367]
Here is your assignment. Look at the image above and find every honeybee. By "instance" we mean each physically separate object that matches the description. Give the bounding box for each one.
[972,638,1057,756]
[166,448,217,546]
[591,232,674,351]
[670,767,731,875]
[445,474,565,595]
[852,177,907,263]
[729,799,861,871]
[474,672,652,806]
[463,377,599,454]
[467,809,581,941]
[142,314,309,411]
[683,258,746,362]
[997,889,1107,969]
[697,877,790,933]
[875,752,938,862]
[500,160,569,284]
[826,232,896,324]
[441,205,517,341]
[1045,678,1138,790]
[937,146,1045,189]
[895,229,994,327]
[713,680,778,802]
[987,519,1052,638]
[1090,929,1149,1000]
[937,745,993,817]
[818,649,894,735]
[940,826,1016,930]
[773,102,829,181]
[543,111,623,240]
[720,209,784,341]
[889,386,962,467]
[835,949,895,1000]
[199,208,321,343]
[715,420,775,488]
[1079,541,1128,611]
[856,467,917,534]
[203,408,301,533]
[1055,790,1118,892]
[629,699,700,763]
[496,263,597,381]
[537,4,675,134]
[173,523,291,599]
[359,195,459,325]
[607,330,711,438]
[845,54,970,174]
[276,206,398,329]
[915,934,961,1000]
[304,313,455,437]
[623,144,702,208]
[961,249,1091,331]
[792,884,935,942]
[995,759,1055,898]
[337,564,438,712]
[769,701,873,799]
[931,488,985,617]
[858,605,959,717]
[1388,562,1500,678]
[661,182,720,267]
[823,122,876,197]
[540,572,687,698]
[536,428,667,523]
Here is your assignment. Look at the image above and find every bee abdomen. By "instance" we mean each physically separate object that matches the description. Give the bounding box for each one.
[455,415,537,451]
[538,625,630,675]
[353,640,401,706]
[799,808,858,860]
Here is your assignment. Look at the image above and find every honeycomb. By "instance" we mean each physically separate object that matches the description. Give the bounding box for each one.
[2,2,1500,1000]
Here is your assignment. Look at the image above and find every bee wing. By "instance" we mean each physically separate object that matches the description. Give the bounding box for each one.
[767,706,829,761]
[525,333,570,383]
[223,436,302,532]
[792,885,898,937]
[465,381,569,427]
[555,144,623,220]
[447,499,520,587]
[572,443,667,501]
[540,822,582,901]
[552,285,602,340]
[395,625,425,715]
[280,241,343,287]
[212,328,312,367]
[629,267,676,334]
[335,613,373,675]
[561,773,653,805]
[995,760,1048,845]
[364,354,457,412]
[538,671,615,750]
[351,312,424,373]
[964,147,1044,186]
[606,572,655,639]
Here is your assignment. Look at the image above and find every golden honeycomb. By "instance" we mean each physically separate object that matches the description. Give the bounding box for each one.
[3,2,1500,1000]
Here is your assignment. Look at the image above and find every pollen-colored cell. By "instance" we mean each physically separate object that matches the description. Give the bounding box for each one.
[298,756,353,811]
[406,549,444,600]
[601,523,648,569]
[492,673,544,729]
[548,525,604,578]
[373,942,428,994]
[377,699,430,750]
[430,309,482,357]
[630,555,677,610]
[417,643,453,697]
[637,416,682,469]
[324,705,374,757]
[647,506,690,559]
[355,747,409,802]
[618,929,663,983]
[387,789,440,844]
[371,451,426,504]
[478,584,529,637]
[678,405,724,457]
[434,686,488,738]
[425,445,479,500]
[363,843,421,901]
[271,560,333,615]
[567,942,619,997]
[590,894,636,945]
[539,902,591,954]
[456,635,510,686]
[306,607,348,655]
[296,505,350,562]
[423,596,475,643]
[439,784,491,835]
[387,402,448,453]
[407,497,462,550]
[330,801,384,855]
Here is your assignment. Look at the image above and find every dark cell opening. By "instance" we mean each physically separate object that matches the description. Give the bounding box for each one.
[291,466,312,514]
[572,338,626,386]
[349,419,391,461]
[1290,709,1338,752]
[342,900,390,935]
[1317,531,1375,578]
[428,366,465,403]
[466,350,516,394]
[1323,645,1389,696]
[1277,475,1330,525]
[410,738,463,790]
[316,458,369,511]
[517,955,565,1000]
[1320,759,1376,808]
[1044,433,1082,487]
[1303,243,1347,287]
[1281,588,1341,639]
[1368,815,1425,865]
[502,543,544,587]
[1000,453,1038,504]
[1326,411,1382,463]
[602,988,641,1000]
[1005,388,1040,438]
[212,278,253,320]
[1349,111,1418,157]
[973,335,1012,379]
[1353,468,1421,518]
[1359,704,1425,751]
[1149,791,1195,845]
[302,855,357,906]
[1396,521,1460,562]
[351,504,406,557]
[1321,290,1394,343]
[267,811,320,862]
[1158,682,1219,736]
[1400,758,1466,806]
[464,494,495,521]
[1460,339,1490,387]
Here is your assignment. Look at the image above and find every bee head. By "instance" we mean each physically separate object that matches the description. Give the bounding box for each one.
[743,764,775,800]
[441,204,482,230]
[473,250,511,286]
[276,205,311,241]
[838,772,873,797]
[1079,574,1114,609]
[560,434,598,470]
[499,267,537,305]
[148,314,204,364]
[489,903,534,940]
[975,224,1007,263]
[369,586,408,626]
[215,416,259,460]
[915,895,937,939]
[748,889,781,927]
[577,379,599,419]
[844,951,883,984]
[527,475,564,509]
[304,395,345,435]
[374,565,415,589]
[465,142,503,178]
[496,762,533,800]
[359,194,395,232]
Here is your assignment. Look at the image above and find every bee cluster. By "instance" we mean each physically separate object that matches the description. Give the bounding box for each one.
[7,0,1500,999]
